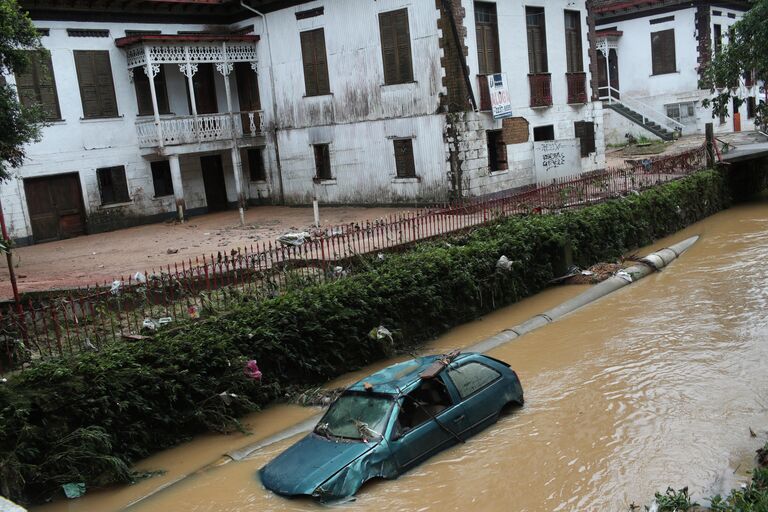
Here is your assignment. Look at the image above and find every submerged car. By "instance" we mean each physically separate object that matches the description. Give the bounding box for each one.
[259,351,524,501]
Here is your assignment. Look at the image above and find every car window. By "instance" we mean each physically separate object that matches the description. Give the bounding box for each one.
[447,362,501,399]
[394,377,453,437]
[316,393,393,440]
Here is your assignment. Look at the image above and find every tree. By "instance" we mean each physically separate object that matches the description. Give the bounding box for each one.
[0,0,45,182]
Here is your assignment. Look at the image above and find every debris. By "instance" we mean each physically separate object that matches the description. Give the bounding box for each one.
[758,444,768,467]
[332,266,346,278]
[496,255,514,271]
[369,325,393,343]
[1,378,7,384]
[277,232,311,247]
[134,272,147,284]
[142,318,157,331]
[122,334,151,341]
[83,339,98,352]
[289,387,344,407]
[218,391,239,405]
[110,280,122,295]
[62,482,86,499]
[244,360,262,381]
[616,270,633,283]
[157,317,173,326]
[187,305,200,319]
[750,427,757,438]
[377,253,385,260]
[166,248,179,254]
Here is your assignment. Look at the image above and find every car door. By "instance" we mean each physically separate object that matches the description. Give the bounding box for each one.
[445,361,505,438]
[388,377,467,470]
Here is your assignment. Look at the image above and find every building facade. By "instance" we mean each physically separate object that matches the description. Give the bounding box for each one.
[1,0,605,245]
[594,0,762,145]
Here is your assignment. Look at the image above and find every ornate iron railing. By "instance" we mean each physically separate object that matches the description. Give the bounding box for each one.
[135,110,264,148]
[529,73,552,107]
[566,72,588,104]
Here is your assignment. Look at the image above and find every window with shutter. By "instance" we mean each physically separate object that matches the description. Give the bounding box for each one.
[564,11,583,73]
[313,144,332,180]
[393,139,416,178]
[379,8,414,85]
[526,7,548,74]
[150,161,174,197]
[574,121,595,157]
[14,50,61,121]
[651,29,676,75]
[475,2,500,76]
[300,29,330,96]
[133,65,170,116]
[74,50,118,119]
[487,130,507,173]
[246,148,266,181]
[97,166,130,205]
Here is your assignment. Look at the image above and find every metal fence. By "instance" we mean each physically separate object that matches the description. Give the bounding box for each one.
[0,144,707,373]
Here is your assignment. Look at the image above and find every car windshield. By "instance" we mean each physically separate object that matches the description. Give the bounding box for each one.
[315,393,393,440]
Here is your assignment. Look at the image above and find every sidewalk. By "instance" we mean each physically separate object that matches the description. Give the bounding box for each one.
[0,205,406,297]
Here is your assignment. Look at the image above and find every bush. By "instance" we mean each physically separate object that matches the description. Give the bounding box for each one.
[0,170,729,505]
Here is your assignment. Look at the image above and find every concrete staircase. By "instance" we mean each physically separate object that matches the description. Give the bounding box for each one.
[605,102,677,141]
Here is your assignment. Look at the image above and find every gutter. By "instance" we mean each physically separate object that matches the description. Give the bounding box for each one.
[239,0,286,204]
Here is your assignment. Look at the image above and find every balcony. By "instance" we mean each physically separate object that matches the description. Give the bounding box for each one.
[529,73,552,108]
[566,72,588,104]
[135,111,264,148]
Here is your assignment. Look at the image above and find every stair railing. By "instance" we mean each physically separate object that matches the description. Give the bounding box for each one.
[601,90,684,135]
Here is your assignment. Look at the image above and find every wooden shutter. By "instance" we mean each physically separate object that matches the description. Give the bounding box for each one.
[651,29,676,75]
[74,50,118,118]
[134,66,169,116]
[394,139,416,178]
[379,9,413,85]
[300,29,330,96]
[526,7,548,74]
[574,121,595,157]
[15,51,61,120]
[564,11,583,73]
[475,2,500,75]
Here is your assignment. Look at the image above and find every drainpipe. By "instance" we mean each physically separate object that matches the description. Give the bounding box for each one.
[239,0,285,204]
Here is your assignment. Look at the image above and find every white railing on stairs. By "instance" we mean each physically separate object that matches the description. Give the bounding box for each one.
[600,87,684,135]
[135,110,265,148]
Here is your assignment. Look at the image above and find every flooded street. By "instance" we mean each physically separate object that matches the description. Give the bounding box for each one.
[34,199,768,512]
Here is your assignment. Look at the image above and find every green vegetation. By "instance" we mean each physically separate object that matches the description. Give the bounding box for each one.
[0,170,730,505]
[0,0,47,180]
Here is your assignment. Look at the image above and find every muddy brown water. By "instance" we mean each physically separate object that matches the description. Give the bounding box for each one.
[33,199,768,512]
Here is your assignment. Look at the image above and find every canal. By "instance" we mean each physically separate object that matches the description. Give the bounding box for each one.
[34,197,768,512]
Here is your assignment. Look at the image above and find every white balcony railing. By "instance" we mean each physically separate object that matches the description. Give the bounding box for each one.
[135,110,264,148]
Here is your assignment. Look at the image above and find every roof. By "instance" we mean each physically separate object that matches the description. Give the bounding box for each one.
[594,0,750,21]
[596,29,623,37]
[347,354,473,395]
[115,33,259,47]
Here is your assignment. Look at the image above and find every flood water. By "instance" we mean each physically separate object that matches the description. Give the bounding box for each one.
[34,199,768,512]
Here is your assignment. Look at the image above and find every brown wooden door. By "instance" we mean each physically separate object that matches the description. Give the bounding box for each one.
[24,173,86,243]
[187,63,218,114]
[200,155,228,212]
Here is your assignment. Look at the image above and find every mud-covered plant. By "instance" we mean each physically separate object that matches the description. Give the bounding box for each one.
[649,487,698,511]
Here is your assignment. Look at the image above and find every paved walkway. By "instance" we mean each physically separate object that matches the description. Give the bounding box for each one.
[0,205,406,297]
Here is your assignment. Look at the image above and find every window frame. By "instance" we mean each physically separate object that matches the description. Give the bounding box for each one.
[573,121,596,157]
[313,143,333,181]
[526,6,549,74]
[393,138,417,179]
[300,28,331,97]
[379,8,414,85]
[650,29,677,76]
[246,147,267,182]
[96,165,130,205]
[150,160,174,198]
[73,50,119,119]
[486,130,508,173]
[475,2,501,76]
[447,362,502,400]
[563,10,584,73]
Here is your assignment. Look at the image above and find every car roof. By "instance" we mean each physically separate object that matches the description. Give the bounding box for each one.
[347,352,478,395]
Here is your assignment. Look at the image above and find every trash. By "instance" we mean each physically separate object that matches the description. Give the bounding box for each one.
[616,270,633,283]
[62,482,86,499]
[122,333,151,341]
[369,325,393,343]
[157,317,173,326]
[166,248,179,254]
[750,427,757,437]
[218,391,239,405]
[244,360,262,381]
[377,253,385,260]
[142,318,157,331]
[110,280,122,295]
[1,378,7,384]
[134,272,147,284]
[332,266,346,278]
[188,305,200,319]
[83,338,98,352]
[277,232,311,247]
[581,270,594,276]
[496,255,514,271]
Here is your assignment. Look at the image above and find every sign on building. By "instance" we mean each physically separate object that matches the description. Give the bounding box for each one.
[533,139,582,183]
[487,73,513,119]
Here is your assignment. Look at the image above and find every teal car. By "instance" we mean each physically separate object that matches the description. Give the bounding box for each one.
[259,351,524,501]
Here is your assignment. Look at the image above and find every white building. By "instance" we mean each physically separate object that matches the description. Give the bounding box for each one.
[594,0,762,145]
[1,0,605,245]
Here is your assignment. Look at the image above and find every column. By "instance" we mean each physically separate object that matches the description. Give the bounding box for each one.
[169,154,185,222]
[218,42,246,226]
[230,147,246,226]
[180,47,199,141]
[143,46,163,147]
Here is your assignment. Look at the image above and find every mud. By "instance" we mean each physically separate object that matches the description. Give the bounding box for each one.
[32,198,768,512]
[0,205,406,298]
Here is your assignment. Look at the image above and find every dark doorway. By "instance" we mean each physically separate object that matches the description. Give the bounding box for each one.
[200,154,228,212]
[597,49,620,99]
[187,63,218,115]
[23,173,86,243]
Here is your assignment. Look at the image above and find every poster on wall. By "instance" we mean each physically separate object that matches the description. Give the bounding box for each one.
[488,73,513,119]
[533,139,582,183]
